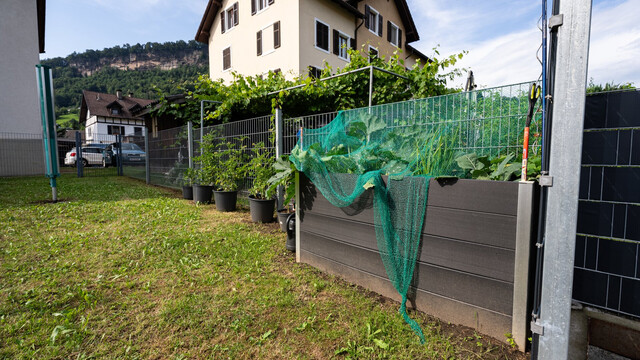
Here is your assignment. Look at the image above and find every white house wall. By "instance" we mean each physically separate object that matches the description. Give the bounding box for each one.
[208,0,301,82]
[85,115,146,143]
[0,0,42,135]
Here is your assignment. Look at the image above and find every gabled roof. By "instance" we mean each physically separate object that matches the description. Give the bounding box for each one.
[392,0,419,43]
[79,90,156,124]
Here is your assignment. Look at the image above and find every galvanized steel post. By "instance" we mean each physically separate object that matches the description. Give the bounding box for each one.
[275,108,284,209]
[75,131,83,178]
[536,0,592,358]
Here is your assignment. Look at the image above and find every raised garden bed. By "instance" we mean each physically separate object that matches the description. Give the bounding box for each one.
[296,173,537,349]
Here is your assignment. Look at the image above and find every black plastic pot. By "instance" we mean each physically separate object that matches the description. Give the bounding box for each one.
[285,212,296,252]
[248,196,275,223]
[182,185,193,200]
[192,184,213,204]
[277,209,294,232]
[214,190,237,212]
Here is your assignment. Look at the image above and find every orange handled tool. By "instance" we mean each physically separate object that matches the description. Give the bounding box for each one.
[522,83,540,181]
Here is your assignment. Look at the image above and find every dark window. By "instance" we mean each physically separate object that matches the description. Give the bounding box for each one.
[315,20,329,51]
[308,66,322,79]
[257,30,262,55]
[111,108,120,115]
[223,47,231,70]
[107,125,125,135]
[134,127,142,136]
[369,47,379,63]
[274,21,281,49]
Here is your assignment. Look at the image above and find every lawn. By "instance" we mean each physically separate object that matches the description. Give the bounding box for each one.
[0,174,526,359]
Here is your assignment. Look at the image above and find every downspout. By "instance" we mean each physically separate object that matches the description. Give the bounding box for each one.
[354,17,364,50]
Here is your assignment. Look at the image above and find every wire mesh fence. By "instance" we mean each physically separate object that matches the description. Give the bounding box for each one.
[0,132,45,177]
[284,82,539,159]
[283,112,338,155]
[136,81,538,192]
[140,125,190,188]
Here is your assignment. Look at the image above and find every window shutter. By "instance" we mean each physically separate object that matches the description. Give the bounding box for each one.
[378,15,383,37]
[387,21,391,42]
[257,30,262,56]
[364,5,370,29]
[332,30,339,55]
[251,0,256,15]
[234,3,239,26]
[221,11,226,33]
[268,0,274,4]
[274,21,281,49]
[350,38,356,50]
[398,29,402,48]
[223,47,230,70]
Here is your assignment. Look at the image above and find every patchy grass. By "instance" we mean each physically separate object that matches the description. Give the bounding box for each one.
[0,174,527,359]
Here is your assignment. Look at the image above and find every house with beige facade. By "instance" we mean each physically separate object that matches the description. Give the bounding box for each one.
[195,0,429,82]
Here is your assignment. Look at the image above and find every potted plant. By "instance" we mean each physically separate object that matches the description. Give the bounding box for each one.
[267,155,297,232]
[213,138,247,212]
[247,142,277,223]
[192,133,218,204]
[181,167,197,200]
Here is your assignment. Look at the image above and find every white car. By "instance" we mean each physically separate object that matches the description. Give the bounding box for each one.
[64,146,104,167]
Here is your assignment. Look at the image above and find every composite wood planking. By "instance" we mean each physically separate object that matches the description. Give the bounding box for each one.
[298,174,523,342]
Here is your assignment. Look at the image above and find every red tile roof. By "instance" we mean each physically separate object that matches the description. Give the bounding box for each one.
[79,90,156,124]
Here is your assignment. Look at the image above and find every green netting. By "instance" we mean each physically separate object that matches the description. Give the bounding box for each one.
[289,82,538,342]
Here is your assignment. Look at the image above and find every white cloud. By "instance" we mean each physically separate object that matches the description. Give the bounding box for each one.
[407,0,640,88]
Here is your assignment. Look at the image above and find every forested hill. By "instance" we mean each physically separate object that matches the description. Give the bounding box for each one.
[41,40,208,129]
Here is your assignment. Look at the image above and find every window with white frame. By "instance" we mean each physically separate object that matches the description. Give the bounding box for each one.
[368,46,378,62]
[252,0,272,15]
[387,21,401,47]
[220,2,238,34]
[257,21,281,56]
[332,30,352,60]
[364,5,382,37]
[315,20,329,52]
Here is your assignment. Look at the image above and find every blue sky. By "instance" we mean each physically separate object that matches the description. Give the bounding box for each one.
[42,0,639,88]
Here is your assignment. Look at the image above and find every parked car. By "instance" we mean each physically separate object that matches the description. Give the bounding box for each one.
[64,146,106,167]
[103,142,146,166]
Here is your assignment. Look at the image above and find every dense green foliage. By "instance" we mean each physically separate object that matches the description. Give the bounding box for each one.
[40,40,209,127]
[153,47,465,125]
[586,78,635,93]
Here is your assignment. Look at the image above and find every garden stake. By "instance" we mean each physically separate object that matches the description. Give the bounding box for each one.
[521,83,541,181]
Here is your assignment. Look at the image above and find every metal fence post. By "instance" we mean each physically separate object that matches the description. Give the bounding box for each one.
[145,127,150,184]
[117,134,123,176]
[368,65,374,108]
[187,121,194,169]
[75,131,83,178]
[275,108,284,209]
[535,0,592,358]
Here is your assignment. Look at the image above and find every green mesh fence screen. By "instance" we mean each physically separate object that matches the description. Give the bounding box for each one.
[290,82,540,342]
